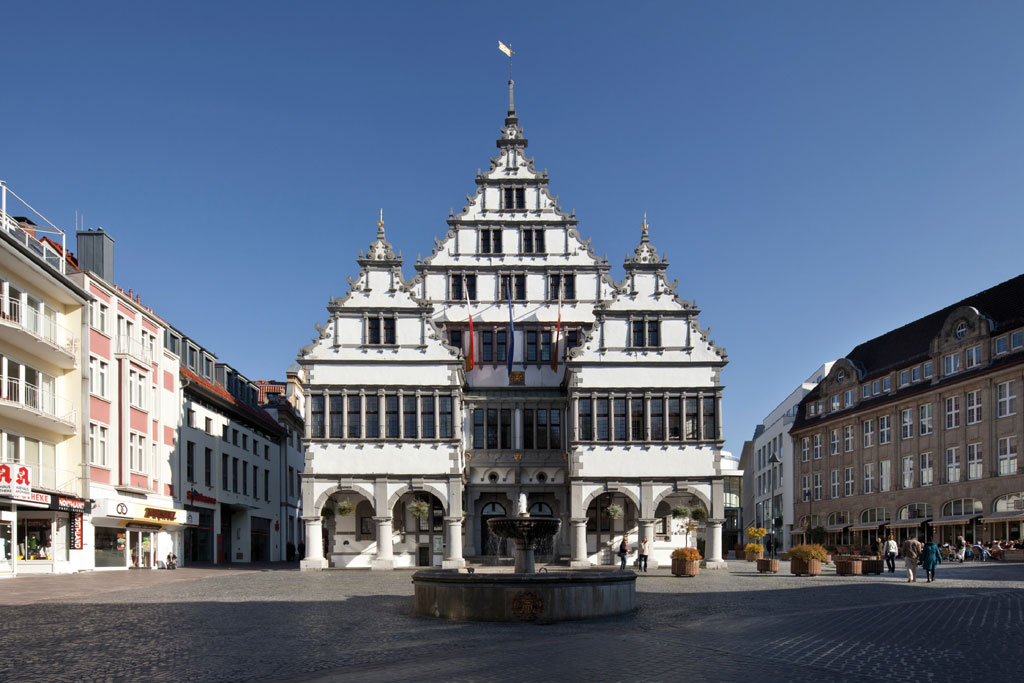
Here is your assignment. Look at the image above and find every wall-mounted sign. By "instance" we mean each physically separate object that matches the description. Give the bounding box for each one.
[0,463,32,500]
[70,513,84,550]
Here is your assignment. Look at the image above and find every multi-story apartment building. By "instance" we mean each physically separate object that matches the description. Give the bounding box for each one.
[1,184,92,576]
[297,82,740,570]
[746,362,832,552]
[256,374,306,561]
[792,275,1024,549]
[167,327,286,564]
[70,229,187,570]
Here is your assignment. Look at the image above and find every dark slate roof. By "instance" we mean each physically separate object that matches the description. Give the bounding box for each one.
[848,272,1024,380]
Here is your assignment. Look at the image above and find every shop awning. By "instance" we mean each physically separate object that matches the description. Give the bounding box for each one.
[931,514,980,527]
[849,522,889,531]
[887,517,932,528]
[824,523,849,532]
[981,510,1024,523]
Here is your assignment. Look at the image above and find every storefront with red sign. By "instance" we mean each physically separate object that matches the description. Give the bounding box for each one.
[0,463,92,576]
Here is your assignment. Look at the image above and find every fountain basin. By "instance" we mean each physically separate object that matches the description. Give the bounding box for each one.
[412,569,637,623]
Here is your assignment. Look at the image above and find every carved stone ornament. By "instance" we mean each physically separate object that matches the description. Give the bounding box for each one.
[629,214,661,265]
[511,590,544,621]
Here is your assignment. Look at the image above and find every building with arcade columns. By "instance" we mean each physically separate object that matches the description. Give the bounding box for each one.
[297,81,740,570]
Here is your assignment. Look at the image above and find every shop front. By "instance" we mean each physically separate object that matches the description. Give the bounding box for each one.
[184,490,216,564]
[91,498,190,570]
[1,463,90,576]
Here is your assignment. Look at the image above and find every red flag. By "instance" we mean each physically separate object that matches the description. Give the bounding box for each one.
[551,278,562,371]
[465,282,475,372]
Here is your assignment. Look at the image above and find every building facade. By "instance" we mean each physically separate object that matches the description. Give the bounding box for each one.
[1,185,92,576]
[70,229,188,571]
[256,374,306,561]
[298,83,739,570]
[791,275,1024,549]
[746,362,832,552]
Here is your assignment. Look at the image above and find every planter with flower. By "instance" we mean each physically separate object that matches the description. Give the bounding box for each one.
[745,527,767,561]
[671,547,701,576]
[788,544,827,576]
[756,556,780,574]
[604,504,624,520]
[336,500,355,517]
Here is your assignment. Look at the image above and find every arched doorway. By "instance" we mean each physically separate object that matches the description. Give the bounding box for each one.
[393,491,446,567]
[480,501,508,558]
[322,492,376,568]
[586,492,638,565]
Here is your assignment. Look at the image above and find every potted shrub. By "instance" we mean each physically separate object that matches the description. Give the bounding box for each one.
[336,500,355,516]
[671,547,701,576]
[408,499,431,519]
[744,542,764,561]
[604,503,624,520]
[835,556,864,576]
[789,544,827,576]
[756,556,780,574]
[689,507,707,523]
[671,505,689,519]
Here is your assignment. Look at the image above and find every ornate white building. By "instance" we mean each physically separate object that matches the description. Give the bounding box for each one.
[299,83,739,570]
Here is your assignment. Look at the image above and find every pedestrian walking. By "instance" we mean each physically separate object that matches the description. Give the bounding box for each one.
[638,536,650,572]
[901,536,923,582]
[618,535,629,571]
[920,539,941,582]
[883,535,898,573]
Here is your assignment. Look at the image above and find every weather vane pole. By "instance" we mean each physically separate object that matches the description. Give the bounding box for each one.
[498,41,515,110]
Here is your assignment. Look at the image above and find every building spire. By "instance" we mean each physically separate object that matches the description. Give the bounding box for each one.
[377,207,385,239]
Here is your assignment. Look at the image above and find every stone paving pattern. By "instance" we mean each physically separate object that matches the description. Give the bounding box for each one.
[2,560,1021,682]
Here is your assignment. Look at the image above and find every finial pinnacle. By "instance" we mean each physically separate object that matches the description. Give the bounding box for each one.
[641,212,649,242]
[377,208,385,238]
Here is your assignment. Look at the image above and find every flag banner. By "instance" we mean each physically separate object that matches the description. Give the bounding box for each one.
[465,280,475,372]
[498,41,513,57]
[506,281,515,377]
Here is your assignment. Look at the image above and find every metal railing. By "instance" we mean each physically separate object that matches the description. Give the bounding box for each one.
[1,378,76,427]
[0,453,83,495]
[117,335,153,364]
[0,182,67,275]
[0,295,79,358]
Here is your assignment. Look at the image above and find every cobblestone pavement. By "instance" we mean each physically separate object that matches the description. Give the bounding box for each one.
[2,560,1021,682]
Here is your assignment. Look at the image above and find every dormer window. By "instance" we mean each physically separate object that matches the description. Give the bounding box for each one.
[480,229,503,254]
[451,273,477,301]
[522,228,545,254]
[548,274,575,301]
[503,187,526,210]
[955,321,967,339]
[367,316,396,345]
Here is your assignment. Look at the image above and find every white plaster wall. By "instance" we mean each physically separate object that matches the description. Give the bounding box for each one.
[309,442,457,477]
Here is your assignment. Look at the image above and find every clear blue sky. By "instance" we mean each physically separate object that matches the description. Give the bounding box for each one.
[5,2,1024,459]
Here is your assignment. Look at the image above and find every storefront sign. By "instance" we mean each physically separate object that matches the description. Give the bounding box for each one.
[187,490,217,504]
[142,507,177,523]
[95,499,188,526]
[55,497,89,513]
[70,513,84,550]
[0,463,33,500]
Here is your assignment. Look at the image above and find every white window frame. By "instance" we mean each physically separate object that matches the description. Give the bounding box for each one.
[801,437,809,462]
[997,380,1016,418]
[998,436,1018,476]
[843,425,853,452]
[945,447,960,483]
[919,403,933,435]
[966,390,981,425]
[813,473,822,501]
[945,396,960,429]
[830,429,839,456]
[862,419,874,448]
[863,462,874,494]
[813,434,822,459]
[879,415,891,444]
[966,345,982,368]
[89,423,108,467]
[902,455,914,489]
[879,459,891,492]
[920,452,933,487]
[967,443,983,480]
[129,432,147,473]
[944,353,960,376]
[844,466,854,496]
[830,470,840,499]
[89,357,108,398]
[901,408,913,440]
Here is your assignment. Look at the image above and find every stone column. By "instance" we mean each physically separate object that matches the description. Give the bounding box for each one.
[570,517,590,567]
[300,515,327,570]
[442,516,465,569]
[638,518,659,570]
[371,516,395,570]
[704,519,727,569]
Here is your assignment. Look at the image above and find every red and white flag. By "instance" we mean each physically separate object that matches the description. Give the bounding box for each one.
[465,280,475,372]
[551,278,562,371]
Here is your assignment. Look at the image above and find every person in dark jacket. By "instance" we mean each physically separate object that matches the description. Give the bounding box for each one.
[920,540,942,582]
[618,536,629,571]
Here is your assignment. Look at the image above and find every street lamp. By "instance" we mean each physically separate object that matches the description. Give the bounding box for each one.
[768,452,782,559]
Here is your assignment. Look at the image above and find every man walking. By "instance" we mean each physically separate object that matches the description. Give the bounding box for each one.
[638,536,650,573]
[902,536,923,582]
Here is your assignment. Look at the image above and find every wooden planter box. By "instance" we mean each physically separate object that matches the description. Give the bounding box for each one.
[835,559,863,576]
[671,558,700,576]
[1002,549,1024,562]
[790,558,822,576]
[745,551,763,562]
[860,559,884,575]
[780,552,790,561]
[756,558,780,574]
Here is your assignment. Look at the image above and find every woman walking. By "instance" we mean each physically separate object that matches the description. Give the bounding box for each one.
[920,539,942,582]
[883,534,898,573]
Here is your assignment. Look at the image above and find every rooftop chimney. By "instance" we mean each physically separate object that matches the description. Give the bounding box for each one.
[76,228,115,284]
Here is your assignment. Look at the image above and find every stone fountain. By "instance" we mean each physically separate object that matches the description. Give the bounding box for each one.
[412,493,636,623]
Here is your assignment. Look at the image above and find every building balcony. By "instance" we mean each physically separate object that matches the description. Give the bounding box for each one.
[0,455,82,496]
[116,335,153,365]
[0,298,79,369]
[0,378,77,435]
